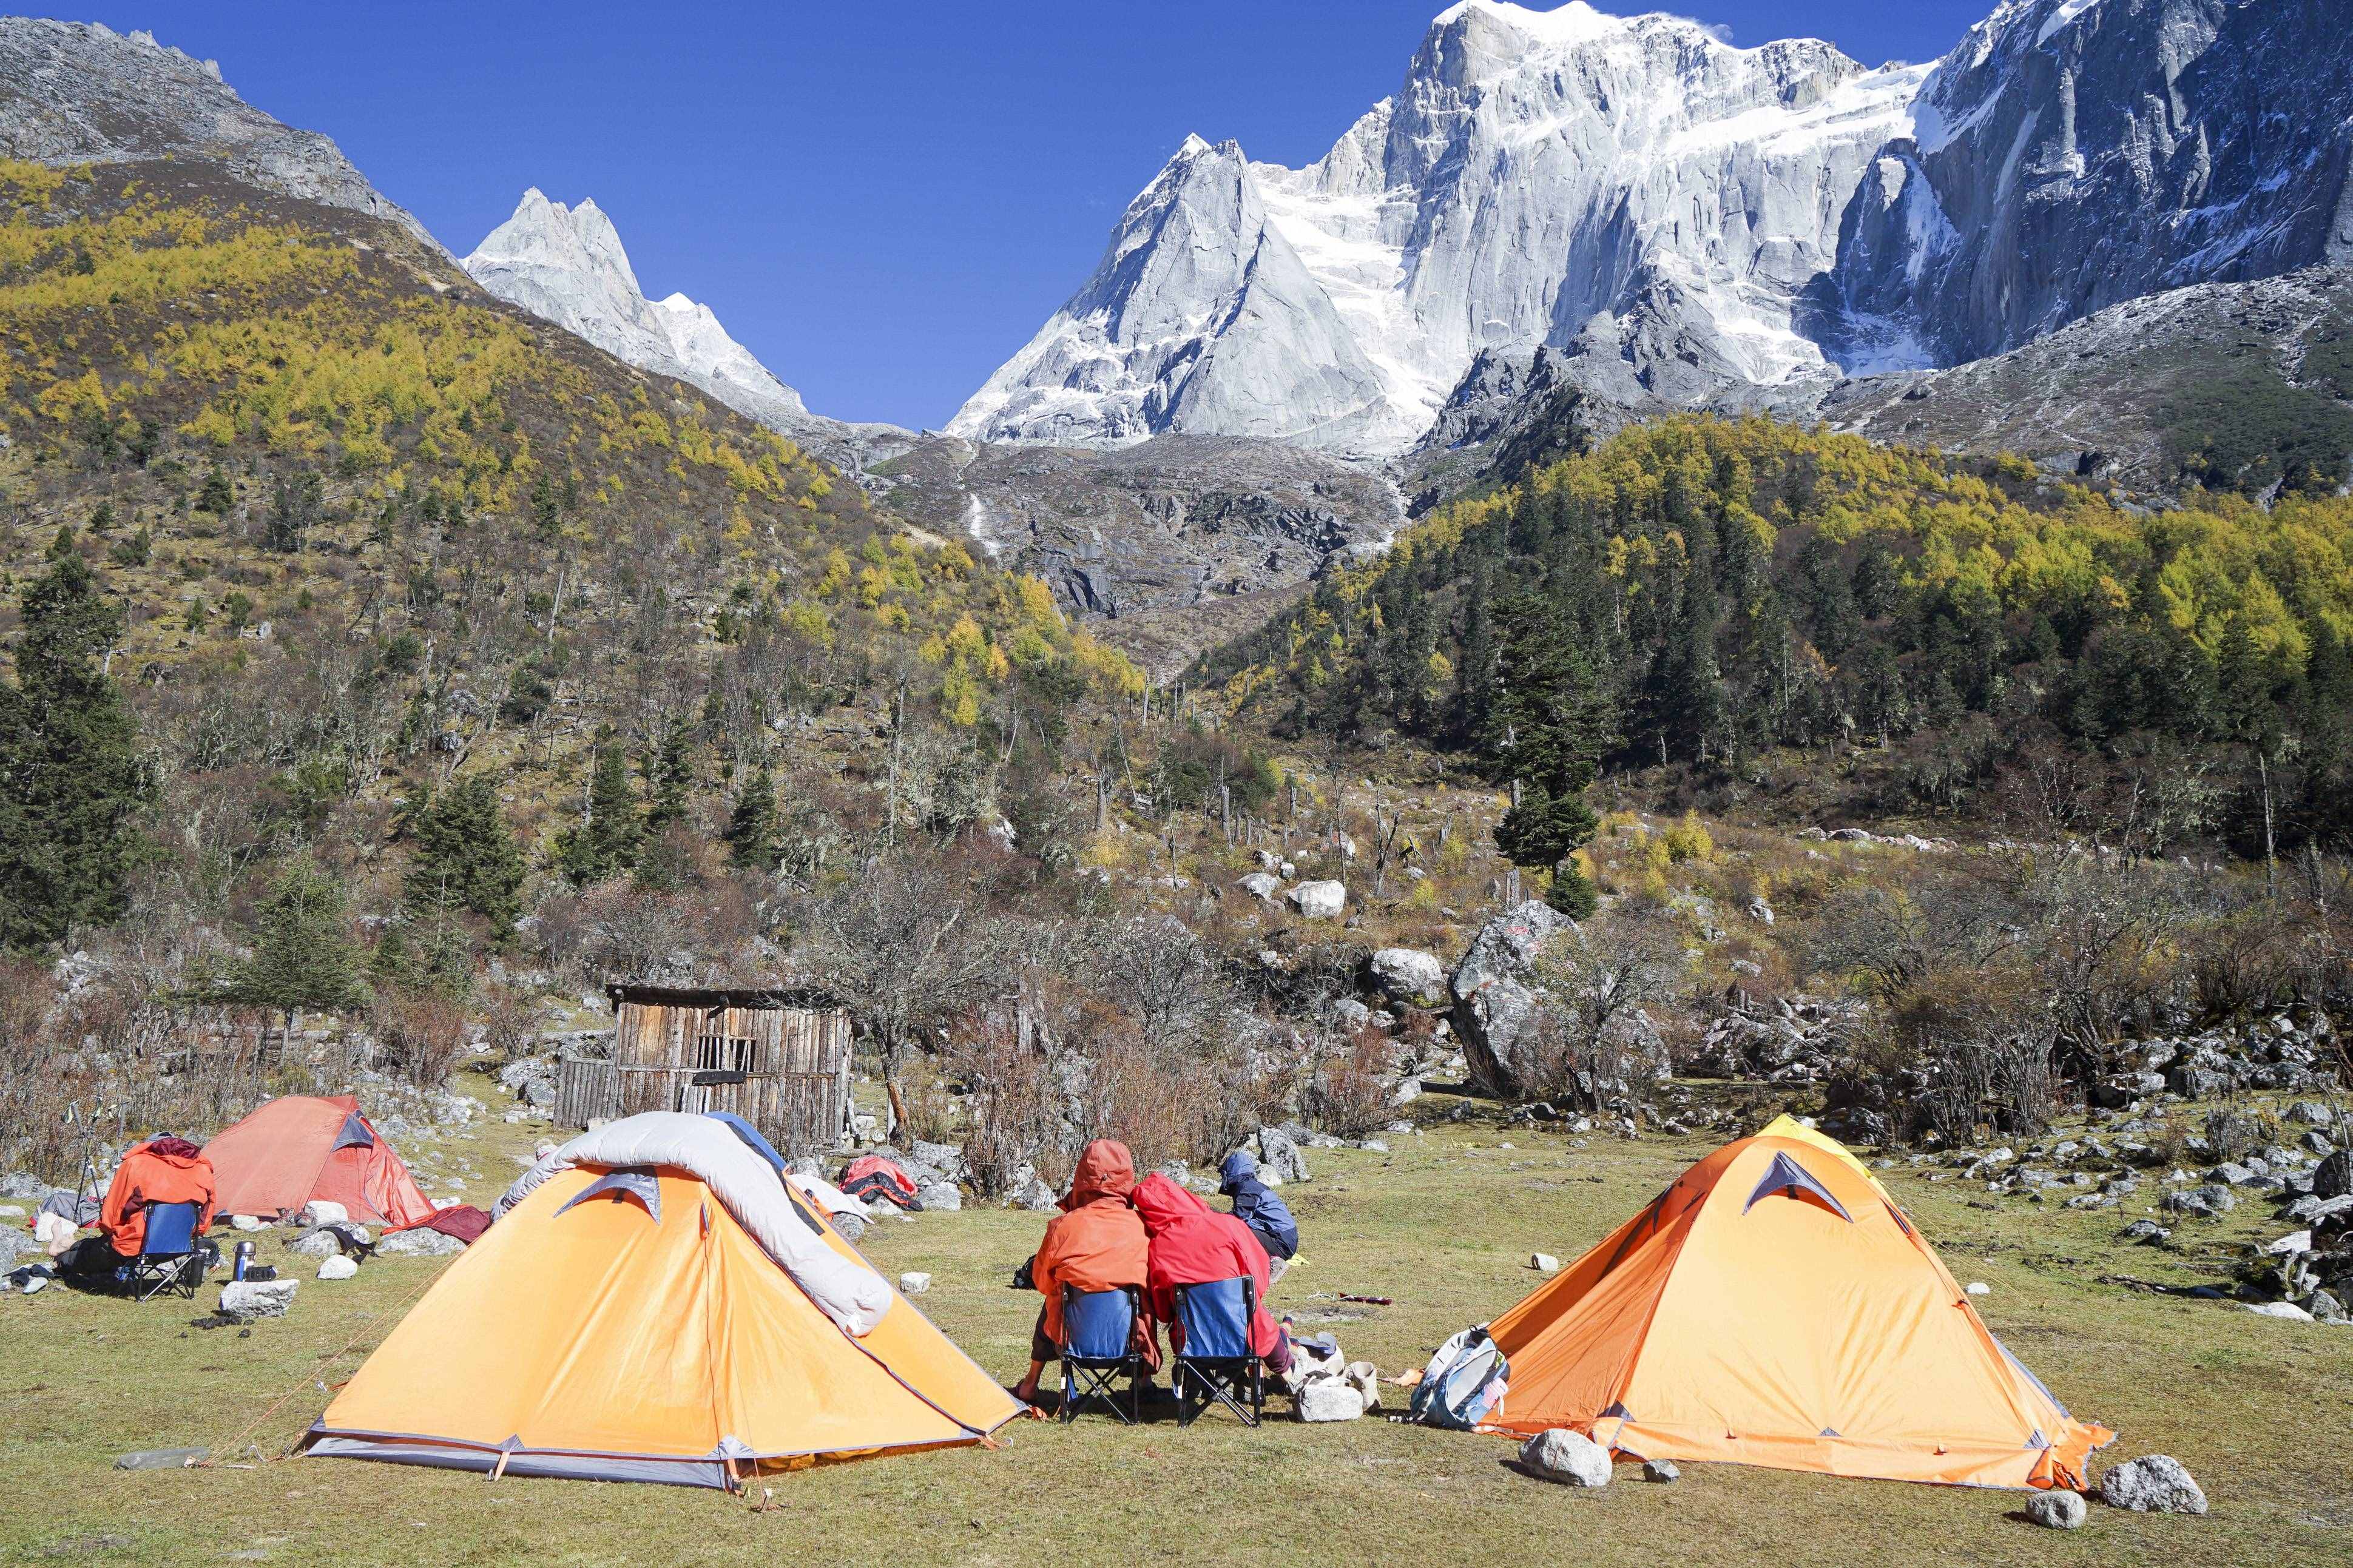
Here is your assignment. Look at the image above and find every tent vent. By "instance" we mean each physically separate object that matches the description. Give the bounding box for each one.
[1740,1151,1852,1222]
[556,1169,661,1223]
[332,1114,375,1152]
[2025,1429,2047,1449]
[1601,1401,1631,1420]
[1819,1427,1842,1438]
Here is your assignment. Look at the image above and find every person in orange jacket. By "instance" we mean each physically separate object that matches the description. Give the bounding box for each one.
[54,1136,217,1279]
[1011,1139,1156,1404]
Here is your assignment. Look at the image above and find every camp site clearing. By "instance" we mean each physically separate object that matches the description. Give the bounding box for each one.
[3,1072,2346,1567]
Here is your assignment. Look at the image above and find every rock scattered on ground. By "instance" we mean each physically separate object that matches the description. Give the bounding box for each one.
[217,1279,297,1322]
[2025,1489,2087,1529]
[316,1255,358,1280]
[2099,1455,2207,1515]
[1519,1428,1612,1487]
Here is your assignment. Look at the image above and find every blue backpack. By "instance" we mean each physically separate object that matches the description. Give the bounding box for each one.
[1409,1325,1510,1430]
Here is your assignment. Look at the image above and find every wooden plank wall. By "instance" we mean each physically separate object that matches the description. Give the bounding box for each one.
[564,999,853,1154]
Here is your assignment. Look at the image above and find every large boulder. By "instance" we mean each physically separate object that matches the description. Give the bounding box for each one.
[1252,1127,1309,1185]
[2025,1489,2087,1529]
[1287,880,1348,920]
[1369,947,1447,1009]
[294,1200,348,1230]
[316,1255,359,1281]
[2099,1455,2207,1515]
[1519,1428,1612,1487]
[1450,901,1575,1095]
[217,1279,298,1322]
[1238,872,1282,903]
[2314,1149,2352,1200]
[915,1182,962,1212]
[376,1226,465,1258]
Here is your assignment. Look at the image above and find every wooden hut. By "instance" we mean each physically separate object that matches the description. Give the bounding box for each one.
[554,985,855,1156]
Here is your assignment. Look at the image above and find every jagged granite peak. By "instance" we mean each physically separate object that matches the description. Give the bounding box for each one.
[464,187,810,431]
[956,1,1926,456]
[949,134,1415,455]
[1827,0,2353,369]
[0,16,439,250]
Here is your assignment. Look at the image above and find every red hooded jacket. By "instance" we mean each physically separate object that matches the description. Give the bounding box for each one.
[1031,1139,1152,1351]
[100,1137,216,1256]
[1132,1173,1283,1359]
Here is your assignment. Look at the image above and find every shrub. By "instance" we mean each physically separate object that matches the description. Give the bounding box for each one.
[370,984,468,1089]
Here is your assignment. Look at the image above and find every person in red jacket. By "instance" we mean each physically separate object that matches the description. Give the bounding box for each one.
[55,1136,217,1279]
[1011,1139,1156,1405]
[1132,1173,1292,1375]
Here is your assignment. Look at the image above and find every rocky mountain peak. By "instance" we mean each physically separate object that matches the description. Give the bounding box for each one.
[463,188,808,428]
[0,16,439,251]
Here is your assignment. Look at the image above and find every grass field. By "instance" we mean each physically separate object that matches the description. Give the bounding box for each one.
[4,1074,2348,1567]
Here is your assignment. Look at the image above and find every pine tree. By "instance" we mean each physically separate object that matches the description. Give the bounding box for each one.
[1484,596,1615,888]
[553,733,643,886]
[0,552,151,949]
[404,773,525,934]
[195,465,234,515]
[224,855,367,1031]
[723,765,782,871]
[644,721,694,832]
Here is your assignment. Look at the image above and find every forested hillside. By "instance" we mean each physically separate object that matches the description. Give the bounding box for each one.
[1200,416,2353,858]
[0,153,1137,962]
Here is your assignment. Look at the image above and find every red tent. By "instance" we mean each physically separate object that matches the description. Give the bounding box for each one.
[203,1095,436,1230]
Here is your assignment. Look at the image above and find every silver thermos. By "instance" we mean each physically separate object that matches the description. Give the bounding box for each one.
[232,1240,254,1282]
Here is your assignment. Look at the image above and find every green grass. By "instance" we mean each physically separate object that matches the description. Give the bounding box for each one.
[3,1084,2347,1566]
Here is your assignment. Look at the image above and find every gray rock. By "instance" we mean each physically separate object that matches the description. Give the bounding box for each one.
[2099,1455,2207,1515]
[294,1200,348,1229]
[1286,880,1347,920]
[2314,1150,2352,1200]
[1369,947,1447,1008]
[0,1173,46,1200]
[1238,872,1282,903]
[316,1255,358,1281]
[829,1212,866,1243]
[914,1183,962,1212]
[2025,1489,2087,1530]
[217,1279,298,1322]
[1254,1128,1309,1184]
[1531,1253,1561,1273]
[2159,1184,2234,1217]
[911,1142,967,1183]
[897,1271,931,1296]
[2118,1218,2170,1243]
[1295,1379,1366,1422]
[2244,1300,2313,1321]
[1642,1458,1680,1482]
[376,1226,465,1258]
[1519,1428,1612,1487]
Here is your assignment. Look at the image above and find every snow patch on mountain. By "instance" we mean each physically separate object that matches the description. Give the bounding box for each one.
[464,189,808,431]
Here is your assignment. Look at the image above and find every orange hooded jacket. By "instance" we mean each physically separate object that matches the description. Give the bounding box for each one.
[100,1137,217,1256]
[1032,1139,1151,1350]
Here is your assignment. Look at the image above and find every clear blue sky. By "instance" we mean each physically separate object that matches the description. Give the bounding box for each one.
[65,1,1993,429]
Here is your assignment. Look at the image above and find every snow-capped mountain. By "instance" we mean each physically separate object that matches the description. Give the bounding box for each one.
[956,0,2353,457]
[1829,0,2353,368]
[954,1,1925,454]
[464,189,809,432]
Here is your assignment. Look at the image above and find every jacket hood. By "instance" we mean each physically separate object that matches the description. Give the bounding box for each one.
[138,1137,206,1165]
[1132,1172,1213,1233]
[1219,1151,1258,1193]
[1062,1139,1138,1211]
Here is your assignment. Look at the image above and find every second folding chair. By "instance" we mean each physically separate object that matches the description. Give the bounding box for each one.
[1172,1276,1264,1427]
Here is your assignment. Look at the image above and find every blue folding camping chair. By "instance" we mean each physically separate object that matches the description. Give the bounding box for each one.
[120,1200,205,1302]
[1172,1276,1264,1427]
[1058,1284,1146,1424]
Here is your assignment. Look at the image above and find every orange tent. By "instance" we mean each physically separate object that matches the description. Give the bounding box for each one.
[304,1114,1019,1486]
[1485,1115,2112,1489]
[202,1095,436,1230]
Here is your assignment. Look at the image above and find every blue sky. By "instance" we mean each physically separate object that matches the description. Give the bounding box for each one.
[67,1,1993,428]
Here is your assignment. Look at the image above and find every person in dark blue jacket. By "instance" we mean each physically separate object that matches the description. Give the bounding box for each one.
[1218,1151,1298,1279]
